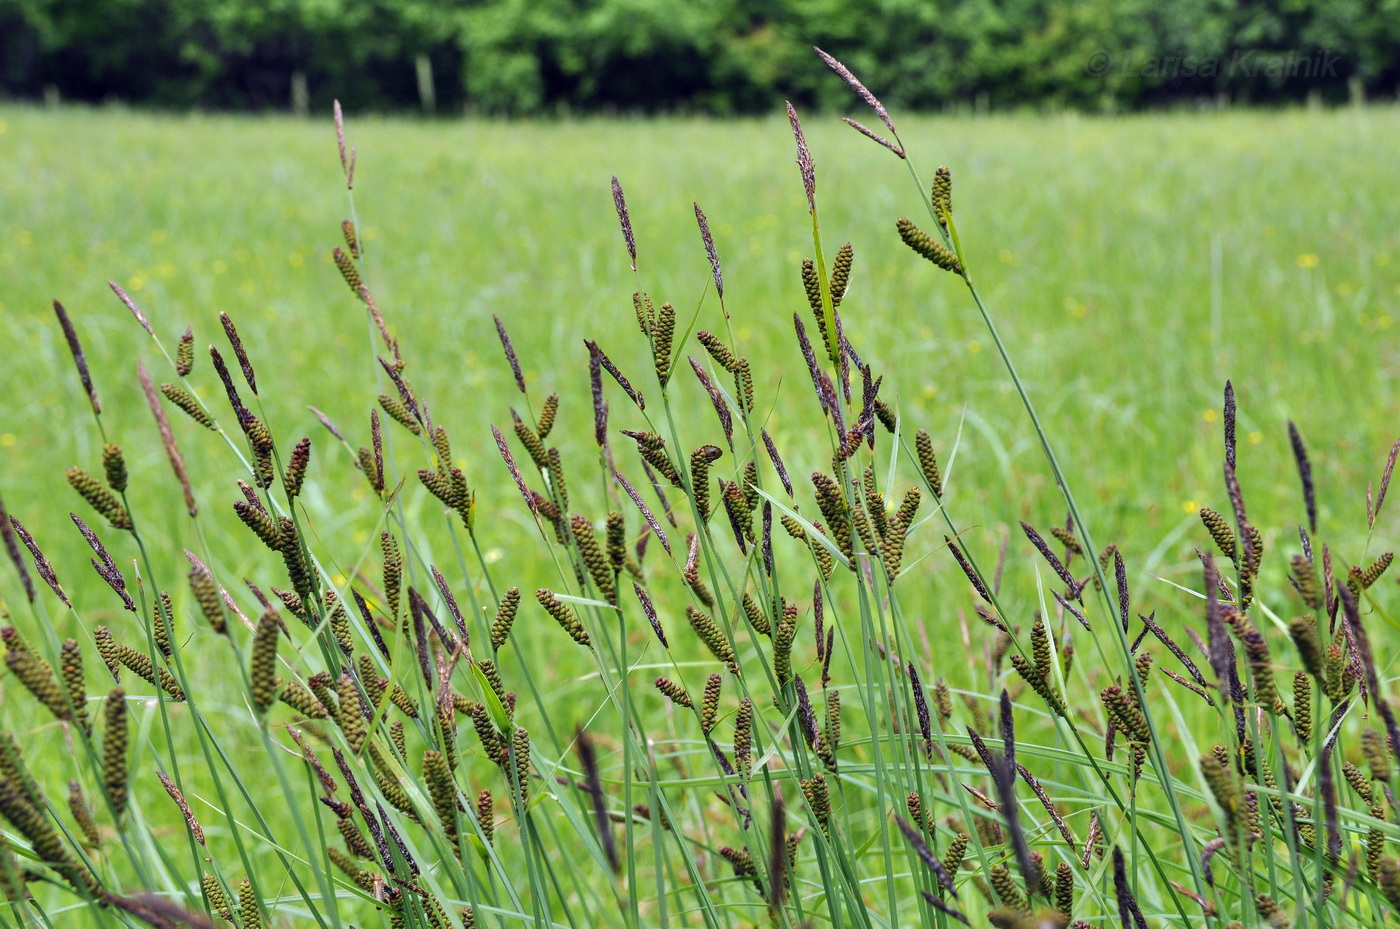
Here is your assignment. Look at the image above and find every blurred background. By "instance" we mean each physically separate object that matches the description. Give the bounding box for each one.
[2,0,1399,115]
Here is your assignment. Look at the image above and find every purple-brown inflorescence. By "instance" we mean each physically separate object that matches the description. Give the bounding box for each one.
[611,175,636,270]
[786,102,816,212]
[694,202,724,299]
[53,300,101,415]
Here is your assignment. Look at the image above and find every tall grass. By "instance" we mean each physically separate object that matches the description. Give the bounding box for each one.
[0,55,1399,929]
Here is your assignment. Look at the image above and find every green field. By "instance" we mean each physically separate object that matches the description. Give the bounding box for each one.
[1,102,1399,927]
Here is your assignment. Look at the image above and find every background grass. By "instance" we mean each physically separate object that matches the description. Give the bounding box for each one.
[5,105,1399,571]
[1,101,1399,926]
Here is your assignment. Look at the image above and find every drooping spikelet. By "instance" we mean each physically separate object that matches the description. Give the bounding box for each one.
[278,678,328,719]
[101,443,128,493]
[741,592,771,637]
[1363,729,1391,781]
[1200,751,1240,839]
[605,512,626,573]
[66,468,131,530]
[283,436,311,497]
[423,749,459,853]
[278,517,314,608]
[249,609,280,714]
[511,728,532,807]
[810,472,852,561]
[60,638,89,734]
[1200,507,1237,562]
[203,874,231,919]
[336,673,368,752]
[689,445,723,521]
[536,589,591,648]
[103,688,128,821]
[654,677,692,709]
[333,247,361,296]
[942,832,970,882]
[233,499,281,550]
[989,863,1027,911]
[189,560,227,634]
[800,772,832,833]
[176,327,195,376]
[491,587,522,651]
[67,779,98,846]
[896,218,963,275]
[801,255,825,317]
[1294,673,1312,743]
[378,393,421,435]
[622,431,683,488]
[1369,815,1386,882]
[824,689,842,767]
[829,242,854,306]
[1054,861,1073,917]
[1380,858,1400,912]
[1288,615,1322,679]
[381,531,402,623]
[1231,612,1277,709]
[721,480,755,550]
[914,430,943,497]
[1351,552,1394,593]
[571,515,616,603]
[160,382,215,429]
[6,648,71,722]
[687,605,737,674]
[341,219,359,258]
[699,673,722,735]
[653,302,676,385]
[773,600,797,684]
[633,290,654,336]
[1291,554,1320,608]
[477,790,495,845]
[931,166,953,230]
[239,877,261,929]
[734,698,753,780]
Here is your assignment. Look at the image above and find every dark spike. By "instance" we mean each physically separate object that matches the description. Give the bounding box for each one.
[219,312,257,395]
[576,727,618,873]
[1223,380,1236,470]
[611,176,636,270]
[1288,421,1317,533]
[493,315,525,393]
[53,300,100,414]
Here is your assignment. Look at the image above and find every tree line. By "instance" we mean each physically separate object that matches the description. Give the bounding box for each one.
[2,0,1397,114]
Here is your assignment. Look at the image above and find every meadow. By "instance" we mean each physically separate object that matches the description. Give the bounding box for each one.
[0,96,1398,927]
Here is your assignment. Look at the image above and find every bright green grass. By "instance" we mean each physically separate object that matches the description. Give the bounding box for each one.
[0,103,1398,927]
[4,106,1398,571]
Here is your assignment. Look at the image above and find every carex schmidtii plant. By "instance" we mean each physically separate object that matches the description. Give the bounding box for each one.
[1,50,1399,929]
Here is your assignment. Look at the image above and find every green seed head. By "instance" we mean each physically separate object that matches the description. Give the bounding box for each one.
[101,443,127,493]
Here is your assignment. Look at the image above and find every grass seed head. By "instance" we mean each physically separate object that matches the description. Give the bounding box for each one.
[699,672,722,735]
[103,688,128,821]
[283,436,311,497]
[101,443,127,493]
[897,218,962,275]
[66,468,131,530]
[652,301,676,386]
[341,219,359,258]
[333,246,362,296]
[829,242,854,306]
[490,587,521,651]
[202,875,231,919]
[250,610,280,710]
[535,589,590,648]
[160,383,215,429]
[53,299,101,414]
